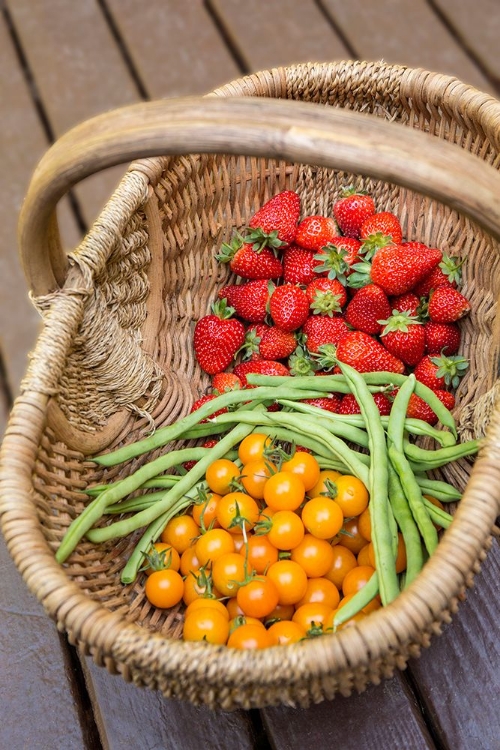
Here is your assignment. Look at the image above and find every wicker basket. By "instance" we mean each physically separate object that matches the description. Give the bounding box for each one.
[1,60,500,710]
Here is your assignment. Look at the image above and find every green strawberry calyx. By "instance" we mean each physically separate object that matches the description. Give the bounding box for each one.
[211,298,236,320]
[216,233,245,263]
[243,227,286,253]
[439,254,465,285]
[378,310,423,337]
[430,353,469,389]
[236,328,262,360]
[338,185,368,198]
[346,260,372,289]
[360,232,394,261]
[313,245,350,284]
[312,343,338,371]
[288,345,318,377]
[310,289,343,317]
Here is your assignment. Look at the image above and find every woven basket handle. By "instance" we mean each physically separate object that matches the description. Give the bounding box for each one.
[19,95,500,296]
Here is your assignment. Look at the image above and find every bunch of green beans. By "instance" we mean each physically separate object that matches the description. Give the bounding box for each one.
[56,370,478,604]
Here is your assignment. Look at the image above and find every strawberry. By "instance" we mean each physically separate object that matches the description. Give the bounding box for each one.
[216,235,283,280]
[413,354,469,390]
[424,321,461,355]
[193,300,246,374]
[233,359,289,387]
[351,242,442,295]
[259,327,297,360]
[345,284,391,335]
[218,279,271,323]
[406,390,455,426]
[189,394,228,423]
[427,286,471,323]
[336,330,405,373]
[269,284,309,332]
[305,278,347,316]
[282,246,317,285]
[295,215,338,251]
[339,392,392,416]
[413,254,463,297]
[314,238,362,283]
[301,395,343,413]
[211,372,242,393]
[360,211,403,245]
[248,190,301,245]
[378,311,425,367]
[333,188,375,238]
[302,315,350,353]
[183,437,220,470]
[240,323,270,360]
[390,292,421,317]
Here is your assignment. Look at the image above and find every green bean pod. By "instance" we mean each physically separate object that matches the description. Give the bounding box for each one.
[387,464,423,586]
[415,477,461,502]
[404,437,479,468]
[332,572,379,628]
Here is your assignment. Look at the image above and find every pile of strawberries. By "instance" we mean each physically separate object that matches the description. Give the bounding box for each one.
[192,188,471,425]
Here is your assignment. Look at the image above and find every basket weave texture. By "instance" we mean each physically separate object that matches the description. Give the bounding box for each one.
[1,60,500,709]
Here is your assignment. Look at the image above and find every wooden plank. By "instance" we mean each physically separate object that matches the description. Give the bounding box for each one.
[432,0,500,85]
[408,540,500,750]
[208,0,350,71]
[105,0,241,98]
[318,0,494,93]
[6,0,140,226]
[81,656,258,750]
[262,675,435,750]
[0,12,80,394]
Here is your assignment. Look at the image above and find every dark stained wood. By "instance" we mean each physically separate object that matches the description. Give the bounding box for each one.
[105,0,241,98]
[262,676,435,750]
[408,539,500,750]
[207,0,350,71]
[432,0,500,84]
[81,656,257,750]
[318,0,495,93]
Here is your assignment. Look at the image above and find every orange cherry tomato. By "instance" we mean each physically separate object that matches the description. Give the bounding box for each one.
[143,543,181,575]
[211,552,250,597]
[281,452,320,491]
[238,433,273,465]
[264,602,295,623]
[337,517,368,554]
[239,459,277,500]
[291,534,335,578]
[301,496,344,539]
[179,545,201,577]
[292,602,333,633]
[191,491,221,530]
[232,533,246,553]
[183,607,229,644]
[324,545,358,589]
[225,597,245,619]
[240,534,279,574]
[263,471,305,511]
[266,560,308,606]
[145,569,184,609]
[236,576,280,619]
[227,623,274,649]
[182,572,222,606]
[184,597,229,620]
[296,577,340,610]
[357,544,372,567]
[216,491,260,534]
[267,509,305,550]
[267,620,306,645]
[342,565,376,597]
[326,607,368,631]
[229,615,265,632]
[195,528,235,567]
[333,475,369,517]
[205,459,240,495]
[337,591,381,615]
[358,506,372,541]
[161,514,200,553]
[308,469,341,499]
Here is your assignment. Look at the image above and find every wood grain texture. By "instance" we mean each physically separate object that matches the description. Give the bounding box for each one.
[318,0,494,93]
[408,540,500,750]
[432,0,500,83]
[208,0,349,71]
[262,675,435,750]
[105,0,241,97]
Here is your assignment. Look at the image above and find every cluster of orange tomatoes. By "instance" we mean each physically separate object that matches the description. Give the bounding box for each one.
[142,434,407,649]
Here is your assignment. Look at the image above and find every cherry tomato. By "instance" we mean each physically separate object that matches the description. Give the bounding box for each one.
[239,459,277,500]
[145,569,184,608]
[296,577,340,610]
[292,603,333,633]
[264,471,305,511]
[333,475,369,517]
[358,506,372,541]
[238,433,273,465]
[301,496,344,539]
[264,602,295,623]
[291,534,335,578]
[212,552,250,597]
[183,571,222,606]
[267,510,305,550]
[183,608,229,644]
[324,545,358,589]
[337,517,368,554]
[195,528,235,567]
[236,576,280,619]
[160,514,199,553]
[281,452,320,491]
[229,615,265,632]
[357,544,372,567]
[184,597,229,620]
[240,534,279,574]
[232,533,246,553]
[205,459,240,495]
[216,491,260,534]
[308,469,341,499]
[143,543,180,575]
[180,545,201,577]
[225,597,245,619]
[267,620,306,645]
[342,565,376,597]
[266,560,308,606]
[227,623,274,649]
[337,591,381,615]
[191,491,221,530]
[326,607,368,631]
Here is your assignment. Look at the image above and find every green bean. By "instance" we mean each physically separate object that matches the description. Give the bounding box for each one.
[423,498,453,529]
[337,362,399,605]
[415,477,461,502]
[314,457,355,474]
[387,464,423,586]
[404,438,479,468]
[106,491,167,514]
[277,400,370,448]
[121,504,183,584]
[246,425,337,461]
[333,572,379,628]
[387,374,416,453]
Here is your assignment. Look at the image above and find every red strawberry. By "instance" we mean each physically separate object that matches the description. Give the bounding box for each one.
[345,284,391,335]
[413,254,463,297]
[406,390,455,425]
[305,278,347,316]
[390,292,421,317]
[352,242,442,296]
[295,215,338,251]
[428,286,471,323]
[193,300,246,374]
[336,330,405,374]
[211,372,242,393]
[360,211,403,245]
[233,359,289,387]
[333,188,375,238]
[269,284,309,332]
[301,395,343,413]
[248,190,301,245]
[302,315,350,353]
[259,327,297,360]
[183,437,220,471]
[189,394,228,423]
[378,311,425,367]
[216,235,283,280]
[283,246,317,285]
[339,392,392,416]
[314,238,362,282]
[424,321,461,355]
[413,354,468,390]
[218,279,271,323]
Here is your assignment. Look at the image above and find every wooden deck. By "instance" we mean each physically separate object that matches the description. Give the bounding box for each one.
[1,2,499,748]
